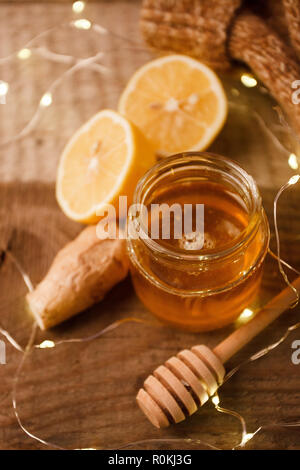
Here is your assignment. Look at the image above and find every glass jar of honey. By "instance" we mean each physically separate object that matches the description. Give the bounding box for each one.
[127,153,269,332]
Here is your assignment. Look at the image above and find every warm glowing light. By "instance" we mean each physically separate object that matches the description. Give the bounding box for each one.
[288,174,300,186]
[288,153,299,170]
[235,308,255,327]
[38,340,55,349]
[18,48,32,60]
[72,1,85,13]
[212,395,220,406]
[0,80,9,96]
[40,92,52,107]
[240,432,255,447]
[241,74,257,88]
[78,448,96,450]
[240,308,254,320]
[73,19,91,30]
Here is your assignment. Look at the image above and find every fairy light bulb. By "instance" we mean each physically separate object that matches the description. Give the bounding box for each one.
[241,74,257,88]
[38,340,55,349]
[40,92,52,107]
[73,19,91,30]
[18,48,32,60]
[235,308,255,327]
[288,174,300,186]
[240,308,254,319]
[212,395,220,406]
[0,80,9,96]
[72,1,85,13]
[77,448,96,450]
[288,153,299,170]
[240,432,255,447]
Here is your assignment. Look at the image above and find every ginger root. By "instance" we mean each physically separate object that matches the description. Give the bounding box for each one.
[26,225,129,330]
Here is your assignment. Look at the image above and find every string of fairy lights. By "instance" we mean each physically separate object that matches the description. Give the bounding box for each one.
[2,173,300,450]
[0,1,298,168]
[0,0,300,450]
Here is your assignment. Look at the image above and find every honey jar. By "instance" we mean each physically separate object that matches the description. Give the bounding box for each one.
[127,153,269,331]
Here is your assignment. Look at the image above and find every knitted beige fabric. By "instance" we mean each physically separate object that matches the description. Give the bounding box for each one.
[265,0,291,42]
[282,0,300,59]
[229,11,300,136]
[141,0,242,70]
[258,0,300,58]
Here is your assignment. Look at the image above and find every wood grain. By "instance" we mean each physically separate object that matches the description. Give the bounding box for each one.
[0,0,300,451]
[0,164,299,450]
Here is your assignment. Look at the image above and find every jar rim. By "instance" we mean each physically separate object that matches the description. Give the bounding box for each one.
[129,152,262,262]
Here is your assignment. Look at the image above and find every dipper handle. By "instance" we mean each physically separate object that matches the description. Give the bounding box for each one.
[213,276,300,363]
[137,276,300,428]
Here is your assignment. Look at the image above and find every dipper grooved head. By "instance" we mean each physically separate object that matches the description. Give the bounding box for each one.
[136,345,225,428]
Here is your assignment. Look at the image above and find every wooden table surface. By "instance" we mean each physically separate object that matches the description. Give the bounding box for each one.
[0,1,300,450]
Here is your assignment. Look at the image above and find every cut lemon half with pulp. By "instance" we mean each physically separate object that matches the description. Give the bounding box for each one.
[118,55,227,156]
[56,109,155,223]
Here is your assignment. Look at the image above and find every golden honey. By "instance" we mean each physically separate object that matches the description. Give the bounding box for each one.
[127,153,269,331]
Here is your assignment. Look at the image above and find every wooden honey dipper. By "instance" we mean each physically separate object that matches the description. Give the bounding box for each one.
[137,276,300,428]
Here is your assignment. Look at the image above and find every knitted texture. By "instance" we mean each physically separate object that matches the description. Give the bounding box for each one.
[229,11,300,135]
[282,0,300,59]
[265,0,291,43]
[140,0,242,70]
